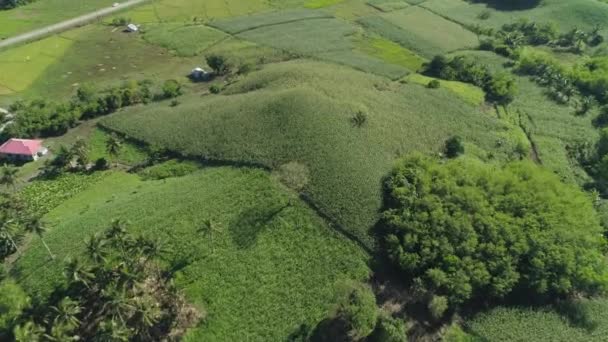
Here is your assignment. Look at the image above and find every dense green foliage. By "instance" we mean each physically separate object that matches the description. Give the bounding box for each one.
[380,153,608,308]
[5,221,200,341]
[425,55,517,105]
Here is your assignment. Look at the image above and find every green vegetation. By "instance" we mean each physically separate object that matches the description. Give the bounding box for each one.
[101,60,509,247]
[380,154,608,310]
[142,24,228,57]
[11,168,370,340]
[405,73,485,105]
[355,36,426,72]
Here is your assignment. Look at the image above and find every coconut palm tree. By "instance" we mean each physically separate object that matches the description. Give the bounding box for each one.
[85,232,107,264]
[0,211,20,255]
[97,319,131,341]
[24,215,54,260]
[64,257,94,287]
[106,135,123,162]
[51,297,82,329]
[13,321,45,342]
[0,164,18,190]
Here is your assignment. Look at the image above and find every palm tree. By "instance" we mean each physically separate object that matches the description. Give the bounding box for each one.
[71,139,90,170]
[85,232,107,264]
[97,319,131,341]
[24,215,54,260]
[64,257,94,287]
[51,297,82,329]
[198,219,221,253]
[106,135,123,162]
[0,164,18,190]
[0,212,20,254]
[13,321,45,342]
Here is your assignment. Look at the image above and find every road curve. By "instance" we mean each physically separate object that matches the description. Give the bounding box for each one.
[0,0,149,50]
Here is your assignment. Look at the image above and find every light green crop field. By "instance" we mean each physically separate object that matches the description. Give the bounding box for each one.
[0,34,74,94]
[366,0,410,12]
[13,168,370,341]
[421,0,608,33]
[0,0,106,38]
[101,60,514,247]
[465,299,608,341]
[216,11,409,78]
[305,0,345,8]
[376,6,478,58]
[405,73,485,105]
[355,36,426,72]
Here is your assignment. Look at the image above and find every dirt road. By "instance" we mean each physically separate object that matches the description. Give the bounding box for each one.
[0,0,149,50]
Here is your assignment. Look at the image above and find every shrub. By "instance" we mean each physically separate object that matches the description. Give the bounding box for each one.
[110,17,130,27]
[379,153,608,309]
[427,80,441,89]
[445,136,464,158]
[170,99,180,107]
[94,158,109,171]
[351,111,368,128]
[275,162,310,192]
[0,281,30,334]
[477,10,491,20]
[369,314,407,342]
[206,55,233,76]
[209,85,221,94]
[139,160,199,180]
[161,79,183,99]
[428,295,449,320]
[332,281,378,341]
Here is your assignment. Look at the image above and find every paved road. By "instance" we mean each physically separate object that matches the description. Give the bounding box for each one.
[0,0,149,50]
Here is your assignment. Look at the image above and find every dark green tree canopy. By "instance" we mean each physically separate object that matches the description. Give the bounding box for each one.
[380,153,608,307]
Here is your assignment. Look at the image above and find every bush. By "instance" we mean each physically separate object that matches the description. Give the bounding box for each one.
[351,111,368,128]
[170,99,180,107]
[427,80,441,89]
[477,10,491,20]
[332,280,378,341]
[379,153,608,308]
[445,136,464,158]
[428,295,449,320]
[139,160,199,180]
[275,162,310,191]
[110,17,130,27]
[161,79,182,99]
[209,85,221,94]
[94,158,109,171]
[206,54,233,76]
[369,314,407,342]
[0,281,30,335]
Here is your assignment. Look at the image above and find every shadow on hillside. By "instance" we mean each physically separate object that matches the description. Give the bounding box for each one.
[228,202,290,249]
[472,0,541,11]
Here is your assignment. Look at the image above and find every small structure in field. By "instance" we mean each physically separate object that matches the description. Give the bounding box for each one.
[126,24,139,33]
[190,67,210,81]
[0,138,48,161]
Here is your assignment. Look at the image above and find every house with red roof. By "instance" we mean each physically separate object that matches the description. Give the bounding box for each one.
[0,138,48,161]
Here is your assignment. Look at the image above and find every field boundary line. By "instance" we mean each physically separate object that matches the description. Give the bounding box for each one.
[211,15,334,35]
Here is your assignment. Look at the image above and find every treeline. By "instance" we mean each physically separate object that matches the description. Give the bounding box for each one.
[0,220,201,341]
[0,0,36,10]
[424,55,517,106]
[1,79,183,142]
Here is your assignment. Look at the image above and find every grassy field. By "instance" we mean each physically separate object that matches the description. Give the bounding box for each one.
[101,60,514,247]
[13,167,370,341]
[141,23,228,57]
[465,299,608,341]
[0,0,107,38]
[355,36,426,72]
[0,34,74,94]
[366,0,410,12]
[421,0,608,33]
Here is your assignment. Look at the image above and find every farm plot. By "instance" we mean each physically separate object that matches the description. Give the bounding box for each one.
[217,12,410,78]
[405,73,485,105]
[13,168,370,341]
[421,0,608,33]
[375,6,478,58]
[101,60,513,248]
[355,36,426,71]
[366,0,410,12]
[0,35,74,94]
[141,23,228,57]
[209,9,332,34]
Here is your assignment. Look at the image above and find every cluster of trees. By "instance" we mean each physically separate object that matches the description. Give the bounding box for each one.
[517,50,608,108]
[0,220,201,341]
[291,280,407,342]
[480,19,602,57]
[1,79,183,142]
[0,191,52,262]
[378,153,608,317]
[424,55,517,106]
[0,0,36,10]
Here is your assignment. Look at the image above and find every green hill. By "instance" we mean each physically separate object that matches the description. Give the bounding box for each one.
[101,60,515,247]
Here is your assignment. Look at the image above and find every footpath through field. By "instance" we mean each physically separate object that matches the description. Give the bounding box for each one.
[0,0,149,51]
